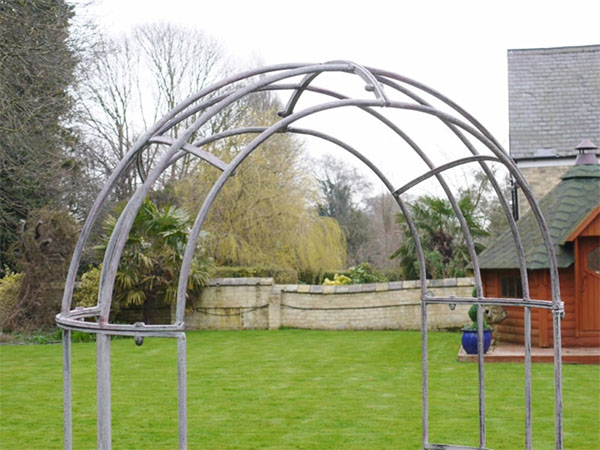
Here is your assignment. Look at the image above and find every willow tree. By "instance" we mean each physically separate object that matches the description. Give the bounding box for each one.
[175,93,346,279]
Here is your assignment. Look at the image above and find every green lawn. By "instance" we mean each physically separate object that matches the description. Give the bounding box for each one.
[1,330,599,449]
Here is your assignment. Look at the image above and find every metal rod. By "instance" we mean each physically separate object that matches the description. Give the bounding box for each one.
[392,155,499,196]
[147,136,228,171]
[97,334,111,450]
[177,334,187,450]
[63,330,72,450]
[422,299,429,445]
[553,310,564,449]
[477,304,486,448]
[277,59,390,117]
[424,444,492,450]
[424,296,559,310]
[525,306,532,450]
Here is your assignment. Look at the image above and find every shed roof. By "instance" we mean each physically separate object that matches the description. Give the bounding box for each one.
[478,164,600,270]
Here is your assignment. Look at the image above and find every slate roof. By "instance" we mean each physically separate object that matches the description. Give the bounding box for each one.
[478,164,600,270]
[508,45,600,161]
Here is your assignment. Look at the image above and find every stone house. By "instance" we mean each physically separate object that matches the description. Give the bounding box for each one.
[507,44,599,217]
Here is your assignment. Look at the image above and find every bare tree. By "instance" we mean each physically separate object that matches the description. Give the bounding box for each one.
[75,36,140,200]
[75,23,234,200]
[359,192,403,272]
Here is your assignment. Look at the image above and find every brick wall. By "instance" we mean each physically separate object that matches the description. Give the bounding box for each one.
[183,277,475,331]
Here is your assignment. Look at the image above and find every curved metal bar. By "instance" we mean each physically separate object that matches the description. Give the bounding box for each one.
[97,64,358,324]
[248,88,561,449]
[278,72,321,118]
[376,75,531,297]
[376,74,535,448]
[103,95,558,339]
[278,60,389,118]
[166,80,497,444]
[155,60,387,137]
[56,316,183,336]
[373,71,560,311]
[144,66,558,316]
[174,97,562,336]
[176,98,529,323]
[270,74,536,310]
[372,89,562,448]
[370,68,506,157]
[174,96,562,449]
[60,63,316,316]
[392,155,500,196]
[149,78,534,322]
[359,95,490,449]
[174,82,488,309]
[147,136,229,172]
[154,121,426,325]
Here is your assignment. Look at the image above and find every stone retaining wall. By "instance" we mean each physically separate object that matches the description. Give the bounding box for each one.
[183,277,475,331]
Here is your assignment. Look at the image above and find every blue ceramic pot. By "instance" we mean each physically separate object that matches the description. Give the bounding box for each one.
[461,329,492,355]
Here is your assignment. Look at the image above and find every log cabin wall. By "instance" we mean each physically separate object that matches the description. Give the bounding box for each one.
[482,268,575,348]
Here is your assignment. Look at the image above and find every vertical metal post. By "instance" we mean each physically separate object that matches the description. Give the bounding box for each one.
[63,330,72,450]
[553,310,563,449]
[477,304,486,449]
[97,333,111,450]
[421,302,428,445]
[524,306,532,449]
[177,334,187,450]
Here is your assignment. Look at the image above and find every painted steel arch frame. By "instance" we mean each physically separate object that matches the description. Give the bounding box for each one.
[56,62,564,450]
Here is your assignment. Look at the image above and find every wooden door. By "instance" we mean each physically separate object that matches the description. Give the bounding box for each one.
[578,236,600,334]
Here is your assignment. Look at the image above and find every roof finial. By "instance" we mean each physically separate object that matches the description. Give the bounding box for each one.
[574,139,598,165]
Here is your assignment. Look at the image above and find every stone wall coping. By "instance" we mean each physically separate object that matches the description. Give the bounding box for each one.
[206,277,475,292]
[281,277,474,293]
[208,277,274,286]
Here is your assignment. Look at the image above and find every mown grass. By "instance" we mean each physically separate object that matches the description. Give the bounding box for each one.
[1,330,599,449]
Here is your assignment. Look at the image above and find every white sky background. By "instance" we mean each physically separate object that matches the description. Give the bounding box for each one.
[77,0,599,198]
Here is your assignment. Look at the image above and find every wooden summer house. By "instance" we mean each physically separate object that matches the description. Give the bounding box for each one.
[478,154,600,348]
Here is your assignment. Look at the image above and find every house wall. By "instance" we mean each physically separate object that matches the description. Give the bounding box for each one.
[508,45,600,218]
[182,277,475,331]
[518,165,572,217]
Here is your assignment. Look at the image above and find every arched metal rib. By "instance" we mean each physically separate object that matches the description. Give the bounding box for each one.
[392,155,500,196]
[96,64,353,324]
[278,60,389,118]
[375,72,536,448]
[60,63,314,316]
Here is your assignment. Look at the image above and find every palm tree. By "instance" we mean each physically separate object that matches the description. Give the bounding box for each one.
[98,198,213,324]
[391,194,488,279]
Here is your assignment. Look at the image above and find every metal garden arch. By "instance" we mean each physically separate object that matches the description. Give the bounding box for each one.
[56,62,565,450]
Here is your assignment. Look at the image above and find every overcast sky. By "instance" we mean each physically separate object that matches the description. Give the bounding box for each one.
[77,0,599,195]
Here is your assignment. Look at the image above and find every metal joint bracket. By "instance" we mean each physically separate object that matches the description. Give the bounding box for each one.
[552,301,565,319]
